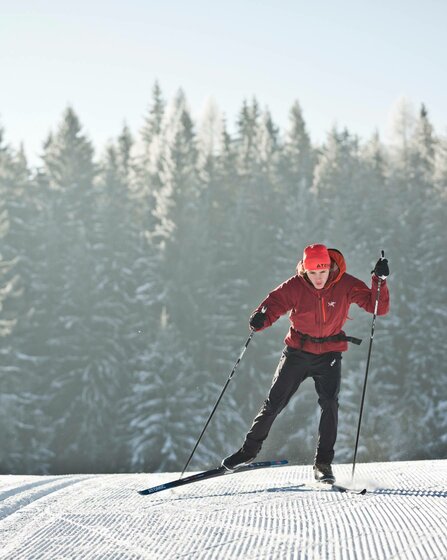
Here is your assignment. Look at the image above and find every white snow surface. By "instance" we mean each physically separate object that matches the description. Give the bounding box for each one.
[0,460,446,559]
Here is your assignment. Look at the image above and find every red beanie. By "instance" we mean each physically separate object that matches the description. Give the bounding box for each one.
[303,244,331,271]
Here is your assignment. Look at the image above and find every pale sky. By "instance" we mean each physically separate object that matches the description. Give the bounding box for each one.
[1,0,445,166]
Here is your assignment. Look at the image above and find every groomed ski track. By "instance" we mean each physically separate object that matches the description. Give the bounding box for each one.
[0,460,445,560]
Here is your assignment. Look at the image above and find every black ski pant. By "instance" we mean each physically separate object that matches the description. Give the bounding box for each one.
[242,346,342,465]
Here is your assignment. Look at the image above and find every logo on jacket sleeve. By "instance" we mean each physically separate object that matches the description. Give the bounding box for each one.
[328,301,336,307]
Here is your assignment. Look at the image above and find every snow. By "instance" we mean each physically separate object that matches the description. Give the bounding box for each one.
[0,460,445,559]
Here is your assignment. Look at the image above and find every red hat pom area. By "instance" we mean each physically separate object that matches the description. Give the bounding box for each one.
[303,244,331,271]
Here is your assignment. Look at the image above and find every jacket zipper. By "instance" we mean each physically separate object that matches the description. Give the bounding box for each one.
[321,296,326,324]
[317,294,325,352]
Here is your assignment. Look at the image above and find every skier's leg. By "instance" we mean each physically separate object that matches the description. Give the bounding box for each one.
[242,347,309,454]
[223,348,308,469]
[312,352,342,466]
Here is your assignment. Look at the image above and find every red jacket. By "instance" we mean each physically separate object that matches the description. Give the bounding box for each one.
[254,249,390,354]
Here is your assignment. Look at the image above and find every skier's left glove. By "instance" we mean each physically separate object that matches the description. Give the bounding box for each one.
[373,257,389,280]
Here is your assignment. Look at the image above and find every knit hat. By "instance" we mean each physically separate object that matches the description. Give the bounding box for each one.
[303,244,331,271]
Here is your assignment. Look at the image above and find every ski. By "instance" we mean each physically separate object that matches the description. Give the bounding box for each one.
[138,459,288,496]
[304,481,367,495]
[332,483,367,495]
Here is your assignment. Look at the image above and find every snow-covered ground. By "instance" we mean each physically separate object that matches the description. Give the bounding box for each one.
[0,460,445,559]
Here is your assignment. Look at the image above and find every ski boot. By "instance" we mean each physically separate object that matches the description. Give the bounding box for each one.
[313,462,335,483]
[222,448,257,471]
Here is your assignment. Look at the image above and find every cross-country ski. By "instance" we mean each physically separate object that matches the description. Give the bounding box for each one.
[299,481,367,495]
[138,459,288,495]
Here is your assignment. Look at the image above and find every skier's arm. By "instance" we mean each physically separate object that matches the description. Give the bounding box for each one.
[250,276,299,331]
[349,274,390,315]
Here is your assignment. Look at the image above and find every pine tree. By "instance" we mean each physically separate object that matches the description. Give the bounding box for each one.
[312,127,364,248]
[90,126,154,471]
[141,81,166,146]
[0,127,20,473]
[398,105,445,459]
[137,82,166,207]
[193,111,254,460]
[432,133,447,456]
[124,90,218,470]
[0,129,52,473]
[0,127,18,339]
[37,107,124,473]
[151,90,201,324]
[281,100,314,219]
[125,311,236,472]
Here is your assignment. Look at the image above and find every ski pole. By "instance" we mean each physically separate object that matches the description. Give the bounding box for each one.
[351,252,385,483]
[180,308,265,478]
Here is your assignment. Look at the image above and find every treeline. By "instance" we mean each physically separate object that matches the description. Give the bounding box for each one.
[0,85,445,474]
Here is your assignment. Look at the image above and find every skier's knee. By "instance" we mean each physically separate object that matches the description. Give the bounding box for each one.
[262,397,285,416]
[318,396,339,410]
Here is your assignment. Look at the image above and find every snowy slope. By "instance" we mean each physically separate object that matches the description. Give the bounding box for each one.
[0,460,445,559]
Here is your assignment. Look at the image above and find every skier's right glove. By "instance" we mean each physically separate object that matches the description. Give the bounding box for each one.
[249,308,267,331]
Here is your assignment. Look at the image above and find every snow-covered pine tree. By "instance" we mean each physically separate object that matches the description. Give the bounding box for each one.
[0,127,19,339]
[311,127,364,249]
[38,107,123,473]
[124,91,218,471]
[0,130,52,473]
[141,81,166,146]
[191,105,252,461]
[398,105,446,459]
[136,82,166,210]
[432,133,447,457]
[92,125,157,472]
[279,100,315,246]
[0,128,20,472]
[125,310,221,472]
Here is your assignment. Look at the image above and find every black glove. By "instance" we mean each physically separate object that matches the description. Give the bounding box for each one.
[373,252,389,279]
[249,307,267,331]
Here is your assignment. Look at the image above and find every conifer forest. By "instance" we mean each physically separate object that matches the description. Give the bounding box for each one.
[0,84,446,474]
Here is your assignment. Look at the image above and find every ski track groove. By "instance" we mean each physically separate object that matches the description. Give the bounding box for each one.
[0,476,93,522]
[0,476,63,501]
[0,461,445,559]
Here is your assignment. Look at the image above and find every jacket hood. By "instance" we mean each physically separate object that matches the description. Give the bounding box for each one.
[297,248,346,288]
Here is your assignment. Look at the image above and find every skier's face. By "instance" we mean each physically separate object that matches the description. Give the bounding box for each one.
[307,269,329,290]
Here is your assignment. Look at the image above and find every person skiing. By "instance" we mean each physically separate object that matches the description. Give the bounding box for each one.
[222,244,390,483]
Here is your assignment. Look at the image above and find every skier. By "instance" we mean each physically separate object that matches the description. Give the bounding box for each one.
[222,244,390,483]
